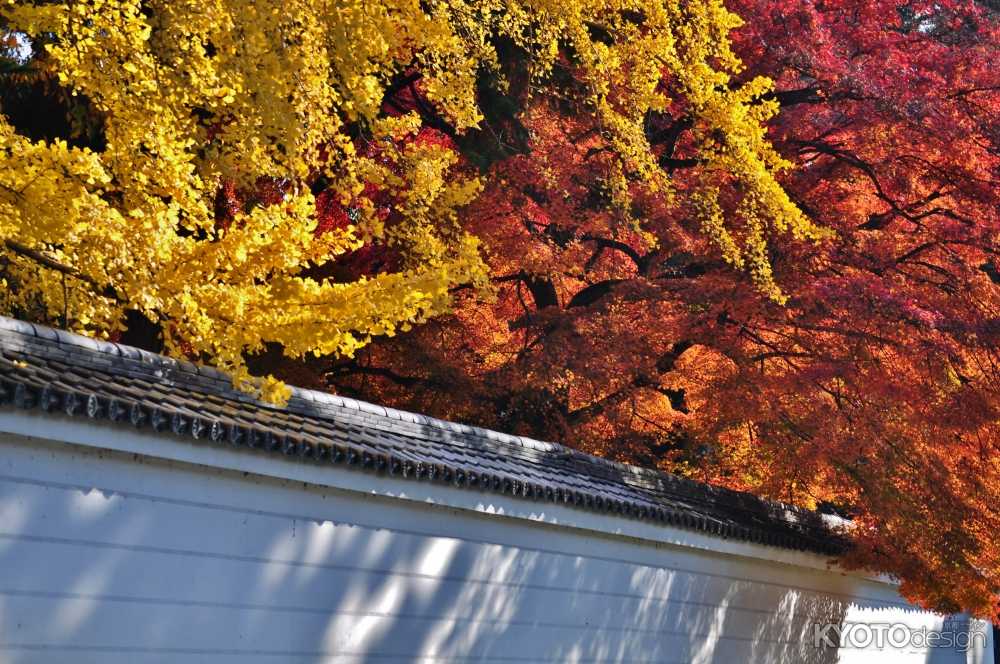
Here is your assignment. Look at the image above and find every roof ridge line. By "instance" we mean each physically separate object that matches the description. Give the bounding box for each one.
[0,315,810,518]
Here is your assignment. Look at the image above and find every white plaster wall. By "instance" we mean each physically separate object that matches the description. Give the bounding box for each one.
[0,423,991,663]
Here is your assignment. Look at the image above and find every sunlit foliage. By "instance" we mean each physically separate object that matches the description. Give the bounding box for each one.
[0,0,820,400]
[318,0,1000,618]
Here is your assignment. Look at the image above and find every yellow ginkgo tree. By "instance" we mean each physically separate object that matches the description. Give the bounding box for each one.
[0,0,824,401]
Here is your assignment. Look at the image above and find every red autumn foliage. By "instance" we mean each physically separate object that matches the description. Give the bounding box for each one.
[285,0,1000,618]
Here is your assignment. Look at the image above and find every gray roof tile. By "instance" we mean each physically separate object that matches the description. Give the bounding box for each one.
[0,315,847,555]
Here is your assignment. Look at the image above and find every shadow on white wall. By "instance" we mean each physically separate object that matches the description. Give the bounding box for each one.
[0,435,983,664]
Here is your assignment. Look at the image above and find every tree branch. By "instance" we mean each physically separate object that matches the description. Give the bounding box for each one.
[4,239,121,301]
[567,341,693,424]
[762,86,825,107]
[326,361,425,388]
[580,234,645,271]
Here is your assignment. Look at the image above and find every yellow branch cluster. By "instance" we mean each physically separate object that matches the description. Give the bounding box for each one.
[1,0,822,400]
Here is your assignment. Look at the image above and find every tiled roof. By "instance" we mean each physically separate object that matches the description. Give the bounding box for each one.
[0,316,846,555]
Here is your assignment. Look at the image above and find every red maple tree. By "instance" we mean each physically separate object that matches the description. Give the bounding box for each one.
[275,0,1000,617]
